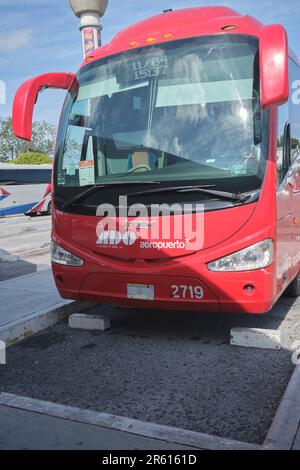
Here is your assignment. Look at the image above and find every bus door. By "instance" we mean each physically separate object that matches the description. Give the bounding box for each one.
[276,106,294,292]
[289,59,300,274]
[289,128,300,273]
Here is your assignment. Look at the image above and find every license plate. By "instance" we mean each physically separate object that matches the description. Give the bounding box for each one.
[127,284,155,301]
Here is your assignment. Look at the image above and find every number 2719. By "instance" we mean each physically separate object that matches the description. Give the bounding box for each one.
[171,285,204,300]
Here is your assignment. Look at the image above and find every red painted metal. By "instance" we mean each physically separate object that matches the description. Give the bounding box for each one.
[82,7,263,65]
[12,73,75,141]
[260,24,290,107]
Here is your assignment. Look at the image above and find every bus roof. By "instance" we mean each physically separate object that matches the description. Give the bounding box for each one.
[81,6,264,67]
[78,6,300,70]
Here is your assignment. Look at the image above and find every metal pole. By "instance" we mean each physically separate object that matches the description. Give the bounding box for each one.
[69,0,109,58]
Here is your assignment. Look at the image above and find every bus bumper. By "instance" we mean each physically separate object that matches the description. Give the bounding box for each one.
[52,263,275,315]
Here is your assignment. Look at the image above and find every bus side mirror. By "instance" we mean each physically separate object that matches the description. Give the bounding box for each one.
[260,24,289,108]
[12,72,76,141]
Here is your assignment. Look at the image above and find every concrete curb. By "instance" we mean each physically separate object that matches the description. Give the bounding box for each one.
[0,300,95,345]
[0,393,263,451]
[231,327,282,350]
[0,270,53,290]
[264,363,300,450]
[69,313,111,331]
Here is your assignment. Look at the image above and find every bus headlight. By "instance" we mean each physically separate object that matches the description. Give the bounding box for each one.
[51,241,84,267]
[207,239,274,272]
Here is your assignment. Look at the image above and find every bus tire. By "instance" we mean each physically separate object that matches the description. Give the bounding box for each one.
[46,201,52,216]
[285,273,300,297]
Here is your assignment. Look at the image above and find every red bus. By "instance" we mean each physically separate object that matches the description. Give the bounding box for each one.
[12,7,300,314]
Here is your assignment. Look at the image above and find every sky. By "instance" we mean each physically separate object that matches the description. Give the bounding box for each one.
[1,0,300,124]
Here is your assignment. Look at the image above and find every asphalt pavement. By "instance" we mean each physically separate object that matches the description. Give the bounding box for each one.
[0,214,299,449]
[0,305,295,445]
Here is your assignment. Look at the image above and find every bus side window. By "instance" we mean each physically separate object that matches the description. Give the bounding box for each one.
[291,131,300,162]
[283,123,291,175]
[289,59,300,164]
[277,103,290,187]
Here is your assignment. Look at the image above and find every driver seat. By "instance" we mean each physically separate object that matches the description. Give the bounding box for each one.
[128,151,157,172]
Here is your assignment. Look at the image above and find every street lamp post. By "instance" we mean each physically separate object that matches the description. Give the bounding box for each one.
[69,0,109,58]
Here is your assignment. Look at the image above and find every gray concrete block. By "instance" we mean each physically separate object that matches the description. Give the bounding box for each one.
[231,327,281,350]
[0,340,5,365]
[69,314,110,331]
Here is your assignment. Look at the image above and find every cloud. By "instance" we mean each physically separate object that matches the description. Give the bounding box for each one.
[0,28,33,53]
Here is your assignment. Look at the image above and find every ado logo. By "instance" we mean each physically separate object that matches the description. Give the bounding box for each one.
[97,230,137,247]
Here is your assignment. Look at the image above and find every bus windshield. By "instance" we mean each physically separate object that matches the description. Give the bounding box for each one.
[55,34,269,200]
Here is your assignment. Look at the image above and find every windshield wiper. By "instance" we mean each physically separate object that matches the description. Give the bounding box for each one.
[59,181,161,211]
[124,185,259,203]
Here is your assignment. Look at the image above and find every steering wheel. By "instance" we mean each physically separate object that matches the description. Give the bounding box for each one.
[127,164,152,173]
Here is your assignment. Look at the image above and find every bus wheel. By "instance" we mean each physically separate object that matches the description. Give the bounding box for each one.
[285,273,300,297]
[46,202,52,216]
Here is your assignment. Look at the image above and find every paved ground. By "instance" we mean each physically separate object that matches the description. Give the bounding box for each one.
[0,270,69,332]
[0,304,296,445]
[0,393,262,450]
[0,405,194,451]
[0,215,51,282]
[293,425,300,449]
[0,214,299,449]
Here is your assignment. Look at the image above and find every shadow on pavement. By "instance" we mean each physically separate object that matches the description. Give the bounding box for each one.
[0,248,38,282]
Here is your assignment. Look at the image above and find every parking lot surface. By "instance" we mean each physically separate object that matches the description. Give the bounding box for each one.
[1,214,299,448]
[0,305,295,445]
